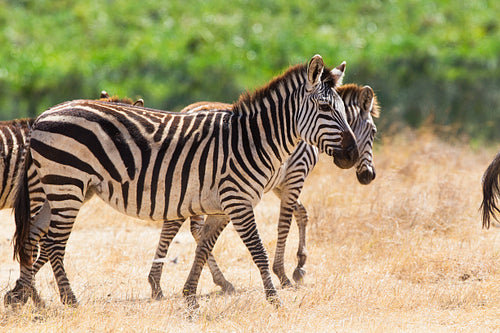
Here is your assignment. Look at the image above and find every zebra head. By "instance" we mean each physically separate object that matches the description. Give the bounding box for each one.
[339,84,380,185]
[299,55,358,169]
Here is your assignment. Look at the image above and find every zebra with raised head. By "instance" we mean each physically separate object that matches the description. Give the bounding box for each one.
[10,55,358,308]
[146,83,380,298]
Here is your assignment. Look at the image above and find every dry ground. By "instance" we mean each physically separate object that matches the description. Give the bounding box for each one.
[0,130,499,332]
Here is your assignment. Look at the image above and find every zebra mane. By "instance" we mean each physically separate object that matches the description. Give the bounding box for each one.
[98,95,136,105]
[0,118,35,127]
[98,90,144,107]
[232,62,336,116]
[337,83,380,118]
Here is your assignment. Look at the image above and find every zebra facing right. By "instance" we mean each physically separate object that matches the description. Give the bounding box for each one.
[148,83,380,297]
[12,55,358,308]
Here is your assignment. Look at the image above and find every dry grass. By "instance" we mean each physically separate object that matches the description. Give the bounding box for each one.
[1,130,499,332]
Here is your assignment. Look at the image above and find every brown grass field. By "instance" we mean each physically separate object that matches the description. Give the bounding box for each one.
[0,130,499,332]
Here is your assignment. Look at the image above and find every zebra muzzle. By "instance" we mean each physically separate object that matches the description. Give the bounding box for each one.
[356,167,376,185]
[333,131,359,169]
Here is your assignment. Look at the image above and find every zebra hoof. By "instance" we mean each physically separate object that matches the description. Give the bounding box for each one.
[185,295,200,311]
[152,290,164,301]
[293,267,306,284]
[221,282,235,295]
[280,278,294,289]
[4,281,40,308]
[60,292,79,307]
[4,290,29,308]
[267,293,282,308]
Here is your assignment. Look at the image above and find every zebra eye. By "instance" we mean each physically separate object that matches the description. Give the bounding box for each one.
[318,103,332,112]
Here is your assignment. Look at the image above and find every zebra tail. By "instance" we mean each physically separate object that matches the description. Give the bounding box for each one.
[480,150,500,229]
[13,140,32,265]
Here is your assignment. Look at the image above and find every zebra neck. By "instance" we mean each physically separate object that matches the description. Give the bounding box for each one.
[235,95,302,171]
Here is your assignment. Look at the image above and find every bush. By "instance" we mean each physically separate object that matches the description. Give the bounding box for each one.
[1,0,499,140]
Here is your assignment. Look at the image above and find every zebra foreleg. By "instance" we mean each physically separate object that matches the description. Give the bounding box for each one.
[292,200,309,284]
[190,216,235,294]
[183,215,230,309]
[230,208,281,307]
[148,219,184,300]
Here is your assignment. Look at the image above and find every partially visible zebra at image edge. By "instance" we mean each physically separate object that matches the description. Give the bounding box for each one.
[481,150,500,228]
[10,55,359,309]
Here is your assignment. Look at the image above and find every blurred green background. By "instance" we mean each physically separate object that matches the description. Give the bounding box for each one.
[1,0,499,140]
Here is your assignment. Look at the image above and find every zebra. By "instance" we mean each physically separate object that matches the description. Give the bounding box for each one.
[146,83,380,299]
[9,55,358,309]
[481,150,500,229]
[1,94,144,307]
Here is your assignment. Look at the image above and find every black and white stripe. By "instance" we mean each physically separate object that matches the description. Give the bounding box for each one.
[12,55,358,308]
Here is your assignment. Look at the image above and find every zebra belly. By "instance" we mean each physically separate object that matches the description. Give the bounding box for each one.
[93,177,224,221]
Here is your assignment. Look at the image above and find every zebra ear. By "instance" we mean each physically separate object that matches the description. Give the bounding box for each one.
[360,85,374,114]
[307,54,325,88]
[100,91,110,99]
[133,98,144,107]
[330,61,346,87]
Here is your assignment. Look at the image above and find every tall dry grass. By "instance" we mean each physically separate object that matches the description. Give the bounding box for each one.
[0,130,499,332]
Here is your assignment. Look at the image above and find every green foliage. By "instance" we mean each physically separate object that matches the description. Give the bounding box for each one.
[0,0,499,139]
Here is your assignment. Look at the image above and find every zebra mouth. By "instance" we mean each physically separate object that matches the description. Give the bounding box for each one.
[356,168,376,184]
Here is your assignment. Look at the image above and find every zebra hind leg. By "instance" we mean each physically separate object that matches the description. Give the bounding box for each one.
[190,216,235,294]
[4,247,48,308]
[4,277,37,308]
[42,198,84,306]
[148,219,185,300]
[45,238,78,306]
[183,215,230,310]
[5,202,52,308]
[292,201,309,284]
[272,201,294,289]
